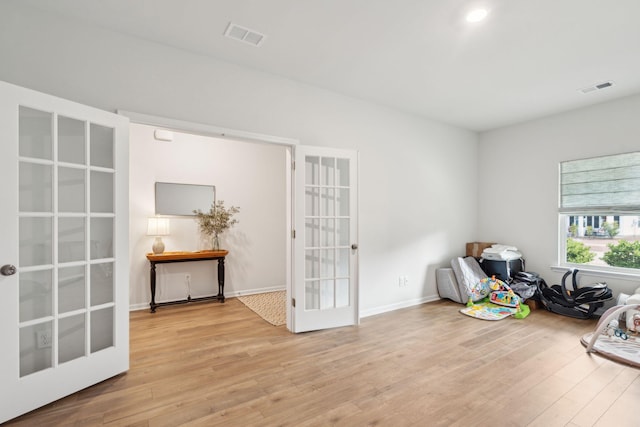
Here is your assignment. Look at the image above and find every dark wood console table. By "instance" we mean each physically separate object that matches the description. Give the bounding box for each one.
[146,250,228,313]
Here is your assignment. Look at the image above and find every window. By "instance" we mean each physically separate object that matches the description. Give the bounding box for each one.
[559,152,640,272]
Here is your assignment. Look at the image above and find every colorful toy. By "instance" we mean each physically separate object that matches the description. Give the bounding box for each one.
[467,278,491,302]
[622,287,640,332]
[462,276,530,319]
[605,318,629,340]
[481,276,521,308]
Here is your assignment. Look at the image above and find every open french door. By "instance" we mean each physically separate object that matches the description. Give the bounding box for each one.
[0,81,129,423]
[292,145,359,333]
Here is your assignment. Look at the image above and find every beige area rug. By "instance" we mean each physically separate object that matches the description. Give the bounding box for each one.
[237,291,286,326]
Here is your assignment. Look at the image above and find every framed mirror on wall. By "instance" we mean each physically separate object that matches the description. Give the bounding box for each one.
[154,182,215,216]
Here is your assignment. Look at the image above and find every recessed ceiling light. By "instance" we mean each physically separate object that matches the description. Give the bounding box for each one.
[466,8,489,23]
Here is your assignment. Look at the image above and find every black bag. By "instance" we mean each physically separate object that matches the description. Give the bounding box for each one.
[511,271,544,301]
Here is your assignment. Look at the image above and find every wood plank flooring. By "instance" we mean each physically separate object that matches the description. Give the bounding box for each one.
[5,299,639,426]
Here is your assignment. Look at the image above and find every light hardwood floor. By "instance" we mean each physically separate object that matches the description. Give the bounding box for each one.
[6,299,639,426]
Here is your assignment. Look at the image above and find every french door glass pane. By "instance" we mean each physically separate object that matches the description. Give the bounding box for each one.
[58,167,85,212]
[320,279,334,309]
[305,218,319,247]
[58,116,85,164]
[320,188,334,216]
[13,99,122,396]
[336,248,350,277]
[303,154,352,313]
[321,157,335,186]
[59,314,86,364]
[90,124,114,168]
[305,156,319,185]
[20,322,53,377]
[305,187,320,217]
[90,262,114,306]
[305,249,319,279]
[19,162,53,212]
[19,106,52,160]
[336,279,349,307]
[19,270,53,322]
[305,281,320,310]
[90,171,114,213]
[337,188,350,216]
[320,249,334,277]
[336,158,350,186]
[59,266,86,313]
[58,217,85,263]
[19,217,52,267]
[336,219,350,246]
[90,307,113,353]
[90,218,113,259]
[320,219,334,247]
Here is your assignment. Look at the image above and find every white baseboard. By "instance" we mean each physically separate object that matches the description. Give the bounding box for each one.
[232,286,286,297]
[131,289,441,318]
[359,294,441,318]
[129,285,287,312]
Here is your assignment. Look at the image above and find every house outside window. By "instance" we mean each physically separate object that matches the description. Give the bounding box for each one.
[559,152,640,272]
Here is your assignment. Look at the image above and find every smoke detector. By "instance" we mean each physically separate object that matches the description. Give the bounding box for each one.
[579,81,614,94]
[224,22,266,47]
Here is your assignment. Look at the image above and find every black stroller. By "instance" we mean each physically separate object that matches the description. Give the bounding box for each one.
[539,269,612,319]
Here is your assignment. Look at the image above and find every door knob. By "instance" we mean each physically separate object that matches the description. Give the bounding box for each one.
[351,244,358,250]
[1,264,17,276]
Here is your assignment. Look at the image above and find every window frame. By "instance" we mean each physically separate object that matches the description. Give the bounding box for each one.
[558,151,640,278]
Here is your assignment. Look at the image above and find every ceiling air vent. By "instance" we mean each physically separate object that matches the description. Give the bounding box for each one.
[224,22,266,47]
[579,81,614,94]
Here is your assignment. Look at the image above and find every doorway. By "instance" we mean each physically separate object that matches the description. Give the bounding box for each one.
[122,111,359,333]
[123,114,294,329]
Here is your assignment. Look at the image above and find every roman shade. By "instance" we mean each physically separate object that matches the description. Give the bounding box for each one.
[560,151,640,214]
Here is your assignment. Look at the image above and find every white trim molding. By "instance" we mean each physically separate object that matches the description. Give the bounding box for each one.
[117,110,300,146]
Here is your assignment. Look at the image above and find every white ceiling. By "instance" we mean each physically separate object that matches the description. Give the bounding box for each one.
[23,0,640,131]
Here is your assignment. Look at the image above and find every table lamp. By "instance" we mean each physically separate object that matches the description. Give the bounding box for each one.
[147,217,170,254]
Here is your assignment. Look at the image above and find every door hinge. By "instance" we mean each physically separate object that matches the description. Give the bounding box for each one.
[292,160,296,170]
[292,229,296,239]
[292,298,296,307]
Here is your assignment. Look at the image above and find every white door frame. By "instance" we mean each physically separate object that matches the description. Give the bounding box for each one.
[118,111,361,333]
[118,111,298,330]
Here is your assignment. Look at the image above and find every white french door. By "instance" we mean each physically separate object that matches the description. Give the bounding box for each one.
[0,81,130,423]
[293,145,359,333]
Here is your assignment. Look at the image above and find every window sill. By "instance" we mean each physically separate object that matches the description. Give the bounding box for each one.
[551,265,640,282]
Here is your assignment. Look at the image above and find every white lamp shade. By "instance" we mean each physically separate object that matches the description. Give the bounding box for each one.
[147,217,170,236]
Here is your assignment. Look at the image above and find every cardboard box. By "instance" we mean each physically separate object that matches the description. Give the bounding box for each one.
[466,242,495,258]
[526,299,542,310]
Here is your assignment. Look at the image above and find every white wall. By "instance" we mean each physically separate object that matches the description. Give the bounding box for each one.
[478,93,640,297]
[129,124,287,308]
[0,2,478,315]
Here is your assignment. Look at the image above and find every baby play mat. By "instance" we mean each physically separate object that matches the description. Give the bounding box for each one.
[580,332,640,368]
[580,304,640,368]
[460,301,518,321]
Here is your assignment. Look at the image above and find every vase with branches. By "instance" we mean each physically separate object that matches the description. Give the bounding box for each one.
[193,200,240,250]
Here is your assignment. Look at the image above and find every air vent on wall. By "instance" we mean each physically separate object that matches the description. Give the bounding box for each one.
[224,22,266,47]
[579,81,614,94]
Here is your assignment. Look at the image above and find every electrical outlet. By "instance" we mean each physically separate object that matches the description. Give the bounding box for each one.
[398,275,409,287]
[36,330,52,349]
